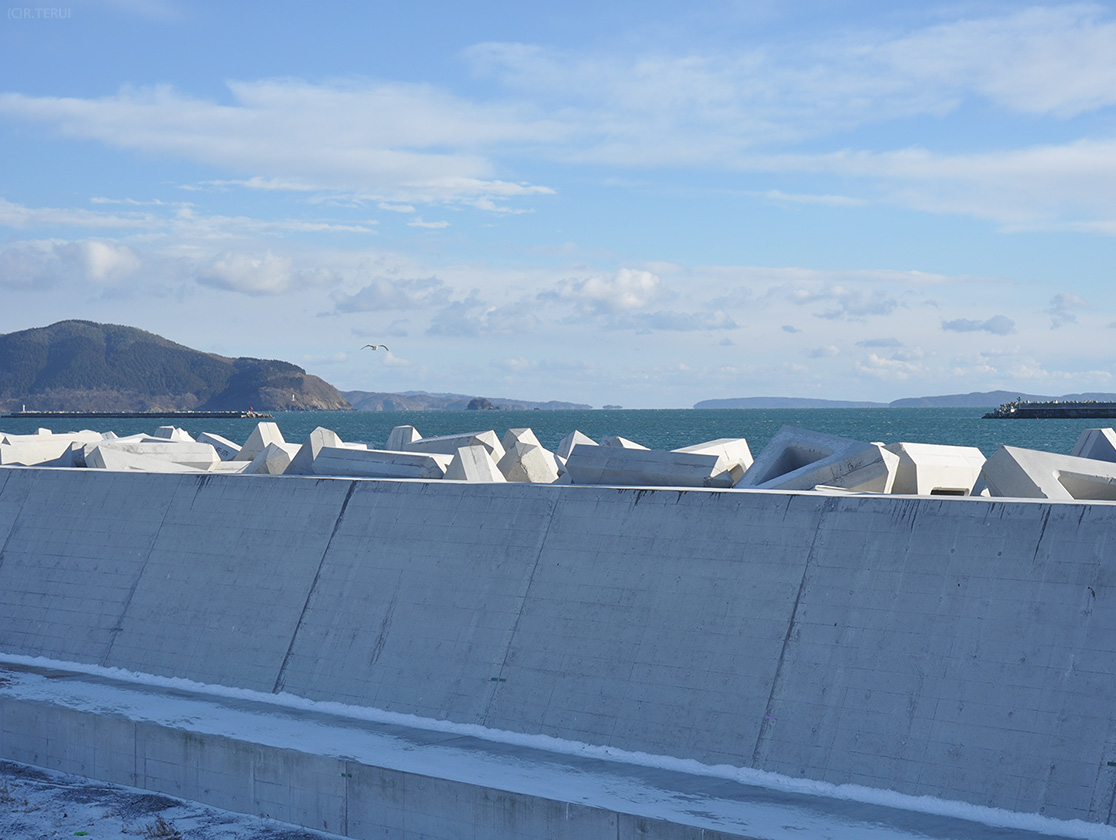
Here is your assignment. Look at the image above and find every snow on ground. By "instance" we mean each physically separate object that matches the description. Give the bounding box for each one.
[4,655,1116,840]
[0,759,346,840]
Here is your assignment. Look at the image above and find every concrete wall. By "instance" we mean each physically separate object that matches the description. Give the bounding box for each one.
[3,695,713,840]
[1,467,1115,824]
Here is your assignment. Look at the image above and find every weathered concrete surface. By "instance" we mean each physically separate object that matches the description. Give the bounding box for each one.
[310,447,452,479]
[563,445,737,487]
[445,445,507,482]
[1,659,1080,840]
[1072,428,1116,463]
[1,468,1115,829]
[885,442,986,496]
[982,445,1116,500]
[738,426,898,492]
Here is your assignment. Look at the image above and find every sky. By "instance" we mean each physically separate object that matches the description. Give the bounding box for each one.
[2,1,1116,408]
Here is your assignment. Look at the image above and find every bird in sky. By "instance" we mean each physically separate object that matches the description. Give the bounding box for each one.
[362,344,389,351]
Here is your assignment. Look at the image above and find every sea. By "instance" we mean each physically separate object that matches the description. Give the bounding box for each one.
[0,406,1106,458]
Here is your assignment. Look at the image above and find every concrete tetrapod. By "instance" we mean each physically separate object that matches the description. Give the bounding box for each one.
[497,441,560,483]
[737,425,898,493]
[556,430,596,461]
[234,422,285,462]
[310,446,452,479]
[599,435,649,450]
[80,440,220,470]
[0,433,102,467]
[197,432,241,461]
[244,442,301,475]
[1070,428,1116,463]
[981,445,1116,500]
[501,427,542,450]
[673,438,753,484]
[153,426,194,442]
[564,444,736,487]
[83,445,209,473]
[386,425,421,450]
[404,430,505,464]
[502,427,563,476]
[884,442,986,496]
[444,445,507,482]
[285,427,343,476]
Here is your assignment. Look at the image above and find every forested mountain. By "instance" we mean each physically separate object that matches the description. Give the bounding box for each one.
[0,321,351,412]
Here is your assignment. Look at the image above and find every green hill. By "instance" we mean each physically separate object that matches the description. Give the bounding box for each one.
[0,321,351,412]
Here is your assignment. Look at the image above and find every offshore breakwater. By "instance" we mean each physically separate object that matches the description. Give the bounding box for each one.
[1,466,1115,835]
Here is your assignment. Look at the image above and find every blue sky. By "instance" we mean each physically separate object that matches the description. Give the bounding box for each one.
[2,1,1116,408]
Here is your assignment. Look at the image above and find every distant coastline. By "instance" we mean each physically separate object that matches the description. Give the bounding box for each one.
[695,390,1116,410]
[4,410,272,419]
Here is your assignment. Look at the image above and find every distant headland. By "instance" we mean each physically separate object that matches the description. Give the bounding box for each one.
[0,321,349,413]
[695,390,1116,410]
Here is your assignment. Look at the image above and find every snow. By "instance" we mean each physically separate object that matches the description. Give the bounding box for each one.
[2,653,1114,840]
[0,758,345,839]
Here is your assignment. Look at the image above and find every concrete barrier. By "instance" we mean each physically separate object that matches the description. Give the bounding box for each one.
[1,468,1115,831]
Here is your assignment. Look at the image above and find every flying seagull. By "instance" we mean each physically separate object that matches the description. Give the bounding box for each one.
[362,344,390,351]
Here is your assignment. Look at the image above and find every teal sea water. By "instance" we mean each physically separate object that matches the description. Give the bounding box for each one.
[1,407,1107,458]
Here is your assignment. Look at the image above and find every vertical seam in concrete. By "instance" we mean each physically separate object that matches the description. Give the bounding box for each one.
[481,488,560,726]
[750,495,832,767]
[342,759,349,836]
[0,470,22,573]
[1032,506,1052,563]
[1106,760,1116,825]
[101,476,186,667]
[272,480,359,694]
[133,719,139,787]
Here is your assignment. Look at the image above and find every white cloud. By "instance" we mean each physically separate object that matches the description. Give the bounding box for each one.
[631,309,737,332]
[0,197,158,230]
[0,196,378,238]
[427,295,541,337]
[4,5,1116,230]
[762,190,866,207]
[878,4,1116,118]
[941,315,1016,335]
[333,276,448,312]
[0,239,142,289]
[0,81,556,208]
[196,250,334,296]
[791,285,899,320]
[464,6,1116,154]
[856,352,925,380]
[551,268,663,316]
[1049,292,1087,328]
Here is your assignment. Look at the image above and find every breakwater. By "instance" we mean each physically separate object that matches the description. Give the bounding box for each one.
[984,400,1116,420]
[1,466,1115,836]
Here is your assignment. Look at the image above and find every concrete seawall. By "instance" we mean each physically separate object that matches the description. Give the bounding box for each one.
[1,466,1115,830]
